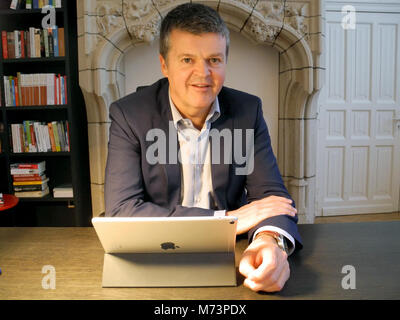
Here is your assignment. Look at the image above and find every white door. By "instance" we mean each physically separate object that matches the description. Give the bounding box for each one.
[317,11,400,216]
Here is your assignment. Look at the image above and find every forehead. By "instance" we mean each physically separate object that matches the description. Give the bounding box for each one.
[168,29,227,54]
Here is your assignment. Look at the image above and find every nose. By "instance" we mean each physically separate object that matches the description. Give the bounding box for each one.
[193,59,211,77]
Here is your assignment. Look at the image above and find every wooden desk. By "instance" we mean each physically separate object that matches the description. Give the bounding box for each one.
[0,221,399,299]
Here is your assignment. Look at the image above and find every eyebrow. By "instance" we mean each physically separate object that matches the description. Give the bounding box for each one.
[178,53,225,58]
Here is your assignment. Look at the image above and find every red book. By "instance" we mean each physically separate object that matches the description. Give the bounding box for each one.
[18,125,25,152]
[13,175,46,182]
[54,74,57,105]
[48,123,56,152]
[29,123,36,151]
[12,173,44,178]
[14,161,45,169]
[2,31,8,59]
[58,74,61,105]
[63,75,67,104]
[14,76,19,106]
[20,31,25,58]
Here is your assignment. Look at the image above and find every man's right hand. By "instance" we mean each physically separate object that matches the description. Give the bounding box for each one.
[226,196,297,235]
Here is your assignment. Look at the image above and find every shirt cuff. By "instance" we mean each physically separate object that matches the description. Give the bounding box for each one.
[214,210,226,217]
[252,226,296,256]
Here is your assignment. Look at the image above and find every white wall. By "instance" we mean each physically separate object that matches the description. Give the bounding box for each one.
[225,31,279,154]
[123,30,279,153]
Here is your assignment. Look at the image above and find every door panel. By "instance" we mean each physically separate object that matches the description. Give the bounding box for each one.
[317,12,400,216]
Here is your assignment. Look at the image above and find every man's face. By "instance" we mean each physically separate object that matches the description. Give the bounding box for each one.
[159,29,227,115]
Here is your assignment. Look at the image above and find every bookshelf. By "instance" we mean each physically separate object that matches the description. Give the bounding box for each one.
[0,0,92,227]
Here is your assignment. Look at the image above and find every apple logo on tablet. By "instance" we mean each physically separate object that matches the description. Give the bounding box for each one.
[161,242,180,250]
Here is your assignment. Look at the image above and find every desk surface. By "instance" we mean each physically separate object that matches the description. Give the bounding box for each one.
[0,221,399,300]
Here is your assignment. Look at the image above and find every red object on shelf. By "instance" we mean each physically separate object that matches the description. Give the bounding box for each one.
[0,194,19,211]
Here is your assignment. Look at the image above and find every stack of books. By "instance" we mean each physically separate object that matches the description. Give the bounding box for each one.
[1,27,65,59]
[11,161,49,197]
[3,73,67,106]
[11,120,70,153]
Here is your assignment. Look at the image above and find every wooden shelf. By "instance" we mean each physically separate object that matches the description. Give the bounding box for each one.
[0,8,64,15]
[2,57,65,63]
[0,0,92,227]
[9,152,70,157]
[4,105,68,110]
[17,194,73,203]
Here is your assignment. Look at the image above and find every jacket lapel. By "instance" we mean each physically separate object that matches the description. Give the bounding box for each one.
[210,91,232,210]
[157,80,182,210]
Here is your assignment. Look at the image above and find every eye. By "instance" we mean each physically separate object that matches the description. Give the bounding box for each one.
[209,57,222,64]
[182,57,192,64]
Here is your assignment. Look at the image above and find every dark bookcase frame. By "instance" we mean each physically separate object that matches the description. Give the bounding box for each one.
[0,0,92,226]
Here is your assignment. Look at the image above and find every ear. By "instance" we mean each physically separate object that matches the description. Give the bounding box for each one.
[159,54,168,78]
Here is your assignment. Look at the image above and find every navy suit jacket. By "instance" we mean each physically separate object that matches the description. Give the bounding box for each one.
[105,78,303,251]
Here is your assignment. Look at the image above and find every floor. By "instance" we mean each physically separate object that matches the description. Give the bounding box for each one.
[314,212,400,223]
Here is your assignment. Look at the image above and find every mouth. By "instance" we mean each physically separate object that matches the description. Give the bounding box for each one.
[191,84,212,91]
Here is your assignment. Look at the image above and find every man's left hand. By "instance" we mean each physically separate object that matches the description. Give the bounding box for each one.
[239,232,290,293]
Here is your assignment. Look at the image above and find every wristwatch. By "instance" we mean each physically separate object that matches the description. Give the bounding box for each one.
[258,231,289,254]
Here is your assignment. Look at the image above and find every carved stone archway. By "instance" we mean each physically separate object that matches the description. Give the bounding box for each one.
[77,0,325,223]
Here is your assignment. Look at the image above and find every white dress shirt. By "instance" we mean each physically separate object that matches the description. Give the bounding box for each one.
[169,92,295,255]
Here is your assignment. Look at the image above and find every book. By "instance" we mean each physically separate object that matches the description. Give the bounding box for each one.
[7,32,15,59]
[43,29,49,57]
[10,167,45,175]
[13,178,49,185]
[2,31,8,59]
[10,0,18,10]
[12,173,44,179]
[13,174,47,182]
[53,183,73,198]
[20,30,25,58]
[14,187,49,198]
[29,27,35,57]
[11,161,46,170]
[14,30,21,59]
[14,182,48,192]
[52,26,59,57]
[52,121,61,151]
[58,28,64,56]
[48,28,54,57]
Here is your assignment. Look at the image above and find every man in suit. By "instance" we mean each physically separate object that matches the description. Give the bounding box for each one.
[105,3,303,293]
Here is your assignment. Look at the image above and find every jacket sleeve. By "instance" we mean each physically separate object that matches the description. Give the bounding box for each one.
[245,100,303,251]
[104,101,216,218]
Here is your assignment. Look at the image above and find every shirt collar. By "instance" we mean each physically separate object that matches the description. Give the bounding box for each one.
[168,90,221,130]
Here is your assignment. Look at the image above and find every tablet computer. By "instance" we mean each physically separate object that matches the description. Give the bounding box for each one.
[92,216,238,254]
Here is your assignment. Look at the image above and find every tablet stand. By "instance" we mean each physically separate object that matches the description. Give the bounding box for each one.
[101,252,237,287]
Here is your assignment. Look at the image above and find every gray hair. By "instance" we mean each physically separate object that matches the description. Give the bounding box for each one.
[159,3,230,60]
